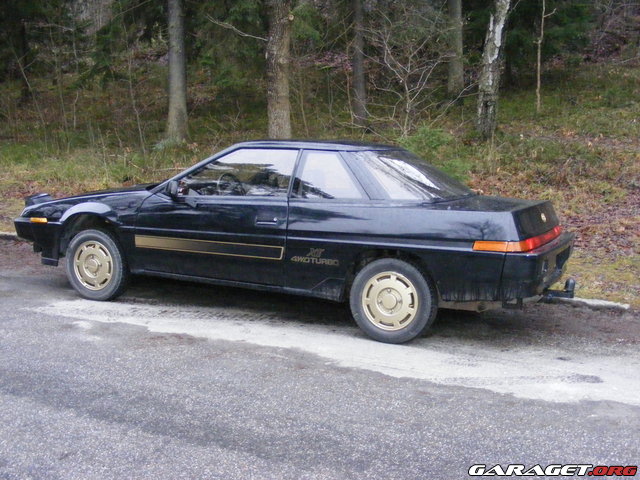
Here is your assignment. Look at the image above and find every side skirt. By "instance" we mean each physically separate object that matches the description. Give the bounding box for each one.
[131,269,343,302]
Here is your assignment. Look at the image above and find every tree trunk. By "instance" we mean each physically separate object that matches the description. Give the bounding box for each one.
[352,0,367,128]
[72,0,115,36]
[18,20,30,104]
[267,0,293,138]
[266,0,292,139]
[476,0,511,140]
[535,0,545,114]
[536,0,555,114]
[166,0,188,143]
[447,0,464,100]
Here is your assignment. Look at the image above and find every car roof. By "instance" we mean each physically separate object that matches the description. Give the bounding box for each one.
[233,140,399,151]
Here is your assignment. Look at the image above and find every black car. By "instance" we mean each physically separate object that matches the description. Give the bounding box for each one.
[14,140,574,343]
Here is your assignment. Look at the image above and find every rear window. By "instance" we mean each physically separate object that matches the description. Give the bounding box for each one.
[353,150,473,202]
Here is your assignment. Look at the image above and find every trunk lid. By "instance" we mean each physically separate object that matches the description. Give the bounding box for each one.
[438,195,560,240]
[512,200,559,240]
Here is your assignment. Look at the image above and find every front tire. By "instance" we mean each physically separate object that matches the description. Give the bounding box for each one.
[65,229,129,301]
[349,258,437,344]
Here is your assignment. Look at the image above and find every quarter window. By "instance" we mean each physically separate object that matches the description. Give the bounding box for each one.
[294,151,364,200]
[179,149,298,197]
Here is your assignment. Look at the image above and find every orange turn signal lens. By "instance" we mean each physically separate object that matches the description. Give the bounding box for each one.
[473,225,562,253]
[30,217,48,224]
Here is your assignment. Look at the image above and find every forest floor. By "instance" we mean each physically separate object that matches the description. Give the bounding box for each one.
[0,62,638,307]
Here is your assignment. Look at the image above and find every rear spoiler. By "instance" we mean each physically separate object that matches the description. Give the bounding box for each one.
[25,193,53,207]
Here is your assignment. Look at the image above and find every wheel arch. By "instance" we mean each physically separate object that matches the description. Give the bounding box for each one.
[344,248,440,302]
[59,210,119,258]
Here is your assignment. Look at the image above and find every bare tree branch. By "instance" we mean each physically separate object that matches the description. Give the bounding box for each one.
[361,3,450,136]
[205,15,267,42]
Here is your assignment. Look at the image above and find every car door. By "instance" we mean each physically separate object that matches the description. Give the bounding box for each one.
[134,147,299,286]
[285,149,370,296]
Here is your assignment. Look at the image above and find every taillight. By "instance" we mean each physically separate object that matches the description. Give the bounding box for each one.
[473,225,562,253]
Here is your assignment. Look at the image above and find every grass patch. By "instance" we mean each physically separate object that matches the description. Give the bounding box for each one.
[567,251,640,309]
[0,61,638,307]
[498,64,640,140]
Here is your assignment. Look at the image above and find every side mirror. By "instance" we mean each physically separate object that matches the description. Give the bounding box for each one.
[166,180,179,197]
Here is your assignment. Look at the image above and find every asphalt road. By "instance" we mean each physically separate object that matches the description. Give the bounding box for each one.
[1,239,639,480]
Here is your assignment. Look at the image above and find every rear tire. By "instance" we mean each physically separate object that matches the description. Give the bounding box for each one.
[349,258,437,343]
[65,229,129,301]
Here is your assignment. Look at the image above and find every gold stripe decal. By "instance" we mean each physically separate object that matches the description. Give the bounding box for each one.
[135,235,284,261]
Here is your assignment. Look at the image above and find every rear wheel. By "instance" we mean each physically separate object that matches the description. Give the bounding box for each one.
[65,229,129,301]
[349,258,437,343]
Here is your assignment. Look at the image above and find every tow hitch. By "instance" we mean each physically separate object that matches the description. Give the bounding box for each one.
[541,278,576,302]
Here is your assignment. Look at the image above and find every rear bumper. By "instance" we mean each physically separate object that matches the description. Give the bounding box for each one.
[499,231,574,300]
[14,217,62,266]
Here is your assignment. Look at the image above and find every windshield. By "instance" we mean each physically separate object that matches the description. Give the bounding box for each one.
[354,150,473,202]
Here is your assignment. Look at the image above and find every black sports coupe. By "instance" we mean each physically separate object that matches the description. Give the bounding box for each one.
[14,140,575,343]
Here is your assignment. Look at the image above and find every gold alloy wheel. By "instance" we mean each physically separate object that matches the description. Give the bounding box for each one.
[361,271,419,331]
[73,240,114,290]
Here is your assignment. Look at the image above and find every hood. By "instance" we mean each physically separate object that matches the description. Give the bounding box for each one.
[21,183,159,220]
[64,182,159,199]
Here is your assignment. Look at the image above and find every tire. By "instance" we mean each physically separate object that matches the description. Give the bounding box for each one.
[65,229,129,301]
[349,258,437,344]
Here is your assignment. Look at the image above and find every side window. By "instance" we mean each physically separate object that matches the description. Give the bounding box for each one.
[294,151,364,200]
[179,149,298,197]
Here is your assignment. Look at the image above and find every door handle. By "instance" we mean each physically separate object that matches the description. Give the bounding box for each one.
[255,216,279,226]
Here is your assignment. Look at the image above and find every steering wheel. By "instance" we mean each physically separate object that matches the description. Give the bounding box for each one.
[217,173,244,195]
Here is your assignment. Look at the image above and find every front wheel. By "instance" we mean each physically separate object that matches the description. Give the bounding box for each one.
[65,229,129,301]
[349,258,437,344]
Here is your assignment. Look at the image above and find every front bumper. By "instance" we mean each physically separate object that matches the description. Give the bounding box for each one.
[499,231,575,300]
[14,216,63,266]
